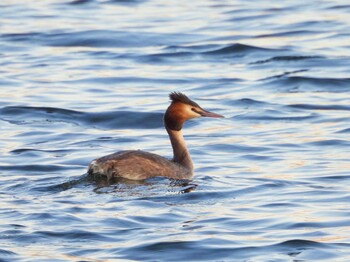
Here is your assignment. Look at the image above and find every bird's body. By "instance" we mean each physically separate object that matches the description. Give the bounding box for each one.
[88,92,223,181]
[89,150,191,180]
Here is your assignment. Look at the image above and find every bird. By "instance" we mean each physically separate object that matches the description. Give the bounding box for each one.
[88,92,224,181]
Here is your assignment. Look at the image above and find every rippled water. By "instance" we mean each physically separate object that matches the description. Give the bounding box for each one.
[1,0,350,261]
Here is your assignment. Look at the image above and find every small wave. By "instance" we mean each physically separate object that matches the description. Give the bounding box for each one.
[289,104,350,111]
[0,79,20,87]
[234,112,316,122]
[31,174,90,193]
[140,51,194,63]
[228,98,267,108]
[255,30,318,38]
[68,0,145,4]
[241,154,277,161]
[119,238,343,261]
[68,0,93,4]
[106,0,145,4]
[336,128,350,133]
[139,43,280,63]
[0,32,43,42]
[203,43,276,55]
[251,55,323,65]
[35,229,114,242]
[274,239,326,248]
[0,164,77,172]
[82,110,163,129]
[327,4,350,10]
[0,105,81,117]
[0,249,18,259]
[286,76,350,87]
[228,13,272,23]
[67,76,191,85]
[261,69,308,81]
[163,44,219,52]
[10,148,70,155]
[316,174,350,181]
[264,76,350,93]
[1,30,198,48]
[306,139,350,147]
[213,143,271,153]
[0,106,164,129]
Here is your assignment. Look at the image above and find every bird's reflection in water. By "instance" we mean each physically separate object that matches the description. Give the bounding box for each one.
[92,174,198,195]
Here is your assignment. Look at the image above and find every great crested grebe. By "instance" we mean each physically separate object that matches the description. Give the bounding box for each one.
[88,92,224,181]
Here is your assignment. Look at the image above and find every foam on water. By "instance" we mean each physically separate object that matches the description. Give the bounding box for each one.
[1,0,350,261]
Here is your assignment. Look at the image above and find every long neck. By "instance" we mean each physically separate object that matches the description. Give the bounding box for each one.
[166,127,193,171]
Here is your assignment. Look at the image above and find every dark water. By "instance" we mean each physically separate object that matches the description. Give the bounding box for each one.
[1,0,350,261]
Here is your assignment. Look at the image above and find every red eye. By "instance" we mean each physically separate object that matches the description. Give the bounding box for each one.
[191,108,202,115]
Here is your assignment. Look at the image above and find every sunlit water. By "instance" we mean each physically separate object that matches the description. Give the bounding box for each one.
[1,0,350,261]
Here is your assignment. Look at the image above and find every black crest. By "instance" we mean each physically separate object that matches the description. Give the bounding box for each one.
[169,92,200,108]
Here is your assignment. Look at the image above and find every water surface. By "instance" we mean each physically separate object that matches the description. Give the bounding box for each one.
[1,0,350,261]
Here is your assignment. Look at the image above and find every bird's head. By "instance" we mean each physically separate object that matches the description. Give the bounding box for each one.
[164,92,224,131]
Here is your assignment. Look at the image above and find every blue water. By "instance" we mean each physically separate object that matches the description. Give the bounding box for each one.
[1,0,350,261]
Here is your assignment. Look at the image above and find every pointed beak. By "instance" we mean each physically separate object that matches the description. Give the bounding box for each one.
[200,110,224,118]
